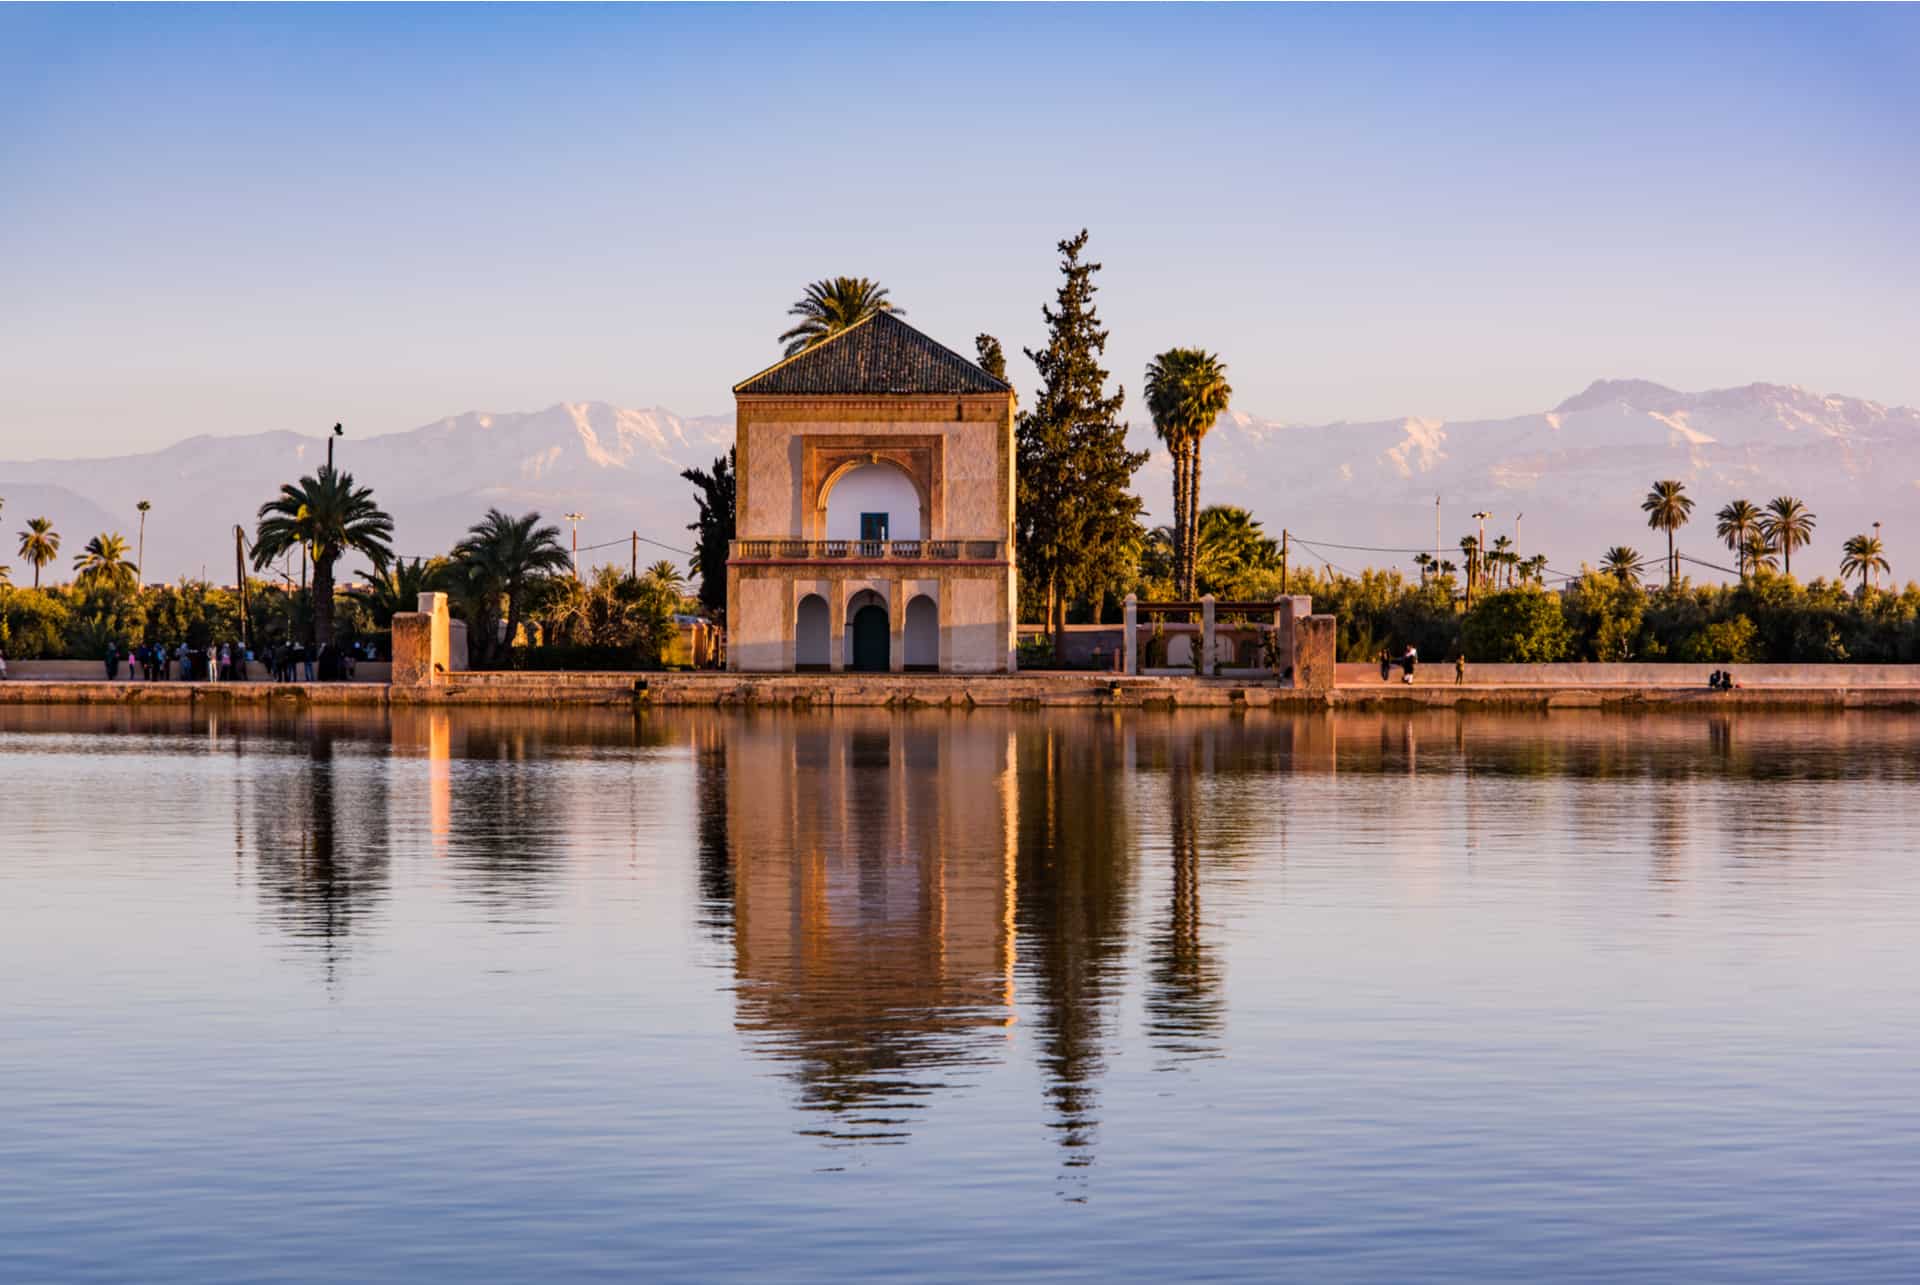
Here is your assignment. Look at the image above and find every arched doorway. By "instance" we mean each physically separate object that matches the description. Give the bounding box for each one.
[795,594,829,670]
[847,589,889,672]
[904,595,938,671]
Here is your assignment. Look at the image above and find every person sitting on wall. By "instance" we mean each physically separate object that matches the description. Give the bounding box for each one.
[1400,644,1419,684]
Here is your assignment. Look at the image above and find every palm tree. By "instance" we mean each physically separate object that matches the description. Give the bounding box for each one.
[73,532,138,590]
[1641,480,1694,589]
[359,557,447,628]
[17,517,59,588]
[1459,535,1482,599]
[777,278,902,356]
[135,500,152,587]
[1741,529,1779,575]
[1715,499,1762,577]
[1602,546,1642,584]
[251,465,394,649]
[644,559,684,592]
[1190,505,1277,595]
[1840,532,1890,595]
[1412,551,1434,583]
[1144,349,1234,599]
[1763,496,1816,578]
[1489,535,1516,588]
[452,509,571,664]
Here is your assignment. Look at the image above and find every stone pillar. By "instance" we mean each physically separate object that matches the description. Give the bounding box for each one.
[391,591,451,687]
[888,580,906,674]
[1295,614,1337,693]
[1201,594,1217,677]
[1123,593,1138,676]
[1274,594,1313,676]
[829,580,846,673]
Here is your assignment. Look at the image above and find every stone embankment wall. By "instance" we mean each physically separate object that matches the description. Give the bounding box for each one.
[7,660,393,682]
[1340,662,1920,688]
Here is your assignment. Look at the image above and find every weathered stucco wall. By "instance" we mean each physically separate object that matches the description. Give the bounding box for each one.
[944,574,1013,673]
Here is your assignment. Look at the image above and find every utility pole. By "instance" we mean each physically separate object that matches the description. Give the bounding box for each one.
[564,512,585,579]
[1280,528,1288,596]
[631,531,638,581]
[1435,494,1441,573]
[234,525,249,647]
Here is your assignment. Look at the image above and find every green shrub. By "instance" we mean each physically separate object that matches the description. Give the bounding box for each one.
[1676,615,1758,663]
[1461,587,1571,662]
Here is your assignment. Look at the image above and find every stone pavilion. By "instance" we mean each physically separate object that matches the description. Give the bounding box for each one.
[726,312,1018,673]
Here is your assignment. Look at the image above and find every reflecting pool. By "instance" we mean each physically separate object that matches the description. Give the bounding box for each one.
[3,706,1918,1281]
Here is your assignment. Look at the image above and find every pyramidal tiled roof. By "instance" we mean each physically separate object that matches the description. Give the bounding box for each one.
[733,311,1011,397]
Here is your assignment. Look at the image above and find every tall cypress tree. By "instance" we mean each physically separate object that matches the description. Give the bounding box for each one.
[681,448,735,622]
[1017,230,1147,638]
[974,333,1010,385]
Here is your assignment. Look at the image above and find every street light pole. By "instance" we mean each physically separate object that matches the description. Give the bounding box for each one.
[564,512,586,579]
[1470,511,1492,608]
[328,423,343,471]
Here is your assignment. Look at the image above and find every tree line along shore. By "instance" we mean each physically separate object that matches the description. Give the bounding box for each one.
[4,231,1913,670]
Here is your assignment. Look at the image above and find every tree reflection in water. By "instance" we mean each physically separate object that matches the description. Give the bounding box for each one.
[247,726,391,983]
[1144,726,1225,1067]
[1011,720,1137,1177]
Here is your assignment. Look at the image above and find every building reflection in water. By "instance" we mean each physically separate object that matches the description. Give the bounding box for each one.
[723,713,1019,1143]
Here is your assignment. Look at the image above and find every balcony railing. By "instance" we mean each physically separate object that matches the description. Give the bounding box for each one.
[730,539,1007,563]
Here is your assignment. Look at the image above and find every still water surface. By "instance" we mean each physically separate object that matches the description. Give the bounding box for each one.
[3,706,1918,1281]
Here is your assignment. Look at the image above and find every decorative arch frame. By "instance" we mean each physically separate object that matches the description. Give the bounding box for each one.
[802,436,942,541]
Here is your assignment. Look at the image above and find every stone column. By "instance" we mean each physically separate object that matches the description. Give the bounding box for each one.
[1201,594,1217,676]
[1272,596,1286,675]
[1296,614,1336,693]
[888,580,906,674]
[391,591,451,687]
[1123,593,1138,676]
[829,580,847,673]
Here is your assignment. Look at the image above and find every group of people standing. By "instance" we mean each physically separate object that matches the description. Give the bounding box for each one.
[109,641,254,682]
[97,639,364,683]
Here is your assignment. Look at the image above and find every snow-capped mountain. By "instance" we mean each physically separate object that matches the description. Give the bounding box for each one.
[1140,380,1919,583]
[2,382,1913,588]
[0,403,733,585]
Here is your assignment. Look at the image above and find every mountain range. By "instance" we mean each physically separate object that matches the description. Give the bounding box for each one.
[2,381,1913,589]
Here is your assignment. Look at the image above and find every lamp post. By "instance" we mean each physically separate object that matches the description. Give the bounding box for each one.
[1874,520,1883,591]
[564,512,586,579]
[135,499,151,588]
[1471,511,1492,607]
[327,423,343,471]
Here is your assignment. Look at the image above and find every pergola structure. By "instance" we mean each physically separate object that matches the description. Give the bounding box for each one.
[1121,592,1335,689]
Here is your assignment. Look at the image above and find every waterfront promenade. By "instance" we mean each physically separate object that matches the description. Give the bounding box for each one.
[4,666,1919,710]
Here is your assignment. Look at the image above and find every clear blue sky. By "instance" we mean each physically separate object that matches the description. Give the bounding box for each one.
[2,3,1916,456]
